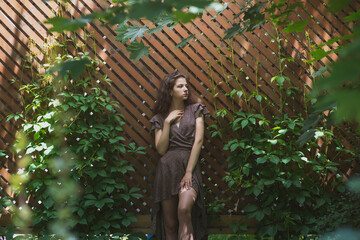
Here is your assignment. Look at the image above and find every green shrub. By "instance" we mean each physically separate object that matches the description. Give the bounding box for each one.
[6,32,145,238]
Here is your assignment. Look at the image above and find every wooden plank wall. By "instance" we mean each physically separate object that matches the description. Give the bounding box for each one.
[1,0,359,231]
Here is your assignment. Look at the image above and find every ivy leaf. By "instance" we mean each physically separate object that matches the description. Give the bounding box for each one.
[314,130,324,139]
[269,155,280,164]
[253,187,261,196]
[84,194,96,200]
[3,199,13,206]
[282,157,291,164]
[256,157,267,164]
[278,129,288,135]
[310,48,331,62]
[174,34,195,49]
[33,124,41,133]
[327,90,360,123]
[271,76,285,86]
[264,225,278,237]
[244,204,258,212]
[48,57,91,80]
[91,6,127,25]
[347,178,360,193]
[103,178,116,184]
[253,149,265,155]
[80,105,88,112]
[300,226,310,237]
[61,104,70,111]
[172,10,198,23]
[316,60,360,91]
[288,2,304,11]
[0,151,6,157]
[126,41,149,60]
[88,128,99,134]
[129,1,164,20]
[106,186,114,194]
[242,166,250,176]
[264,179,275,185]
[115,20,130,43]
[43,197,54,209]
[248,118,256,126]
[327,0,352,12]
[95,198,114,208]
[121,218,132,227]
[283,20,308,34]
[255,95,262,103]
[295,192,306,204]
[210,3,229,20]
[98,169,107,177]
[345,9,360,22]
[268,139,277,145]
[297,129,316,146]
[84,200,96,207]
[241,119,249,128]
[77,208,84,218]
[119,194,131,201]
[243,2,266,31]
[224,23,247,39]
[118,145,126,153]
[106,104,113,112]
[170,0,213,10]
[149,13,177,34]
[116,183,126,190]
[255,211,265,221]
[45,15,92,33]
[109,138,119,144]
[124,24,149,43]
[311,66,328,78]
[44,145,54,155]
[39,122,51,129]
[148,24,165,35]
[130,193,142,199]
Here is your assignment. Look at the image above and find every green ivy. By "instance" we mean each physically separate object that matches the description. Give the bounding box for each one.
[218,111,351,238]
[313,193,360,233]
[6,31,145,239]
[206,3,357,236]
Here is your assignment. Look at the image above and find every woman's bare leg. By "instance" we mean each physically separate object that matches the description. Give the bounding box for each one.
[178,188,197,240]
[161,195,178,240]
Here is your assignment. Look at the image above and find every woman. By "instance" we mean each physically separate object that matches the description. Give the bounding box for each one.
[150,70,208,240]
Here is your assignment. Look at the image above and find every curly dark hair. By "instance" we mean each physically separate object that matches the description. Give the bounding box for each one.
[153,69,199,115]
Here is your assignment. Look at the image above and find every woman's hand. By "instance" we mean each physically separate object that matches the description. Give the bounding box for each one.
[180,171,192,191]
[165,110,183,125]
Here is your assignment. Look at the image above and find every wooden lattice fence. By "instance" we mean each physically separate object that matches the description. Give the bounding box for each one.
[1,0,359,233]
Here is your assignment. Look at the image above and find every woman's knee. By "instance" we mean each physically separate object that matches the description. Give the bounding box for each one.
[164,220,178,233]
[178,204,191,219]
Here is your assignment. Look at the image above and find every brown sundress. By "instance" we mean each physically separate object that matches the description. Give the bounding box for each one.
[150,103,209,240]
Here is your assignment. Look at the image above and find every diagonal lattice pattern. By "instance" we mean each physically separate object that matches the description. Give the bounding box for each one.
[1,0,359,231]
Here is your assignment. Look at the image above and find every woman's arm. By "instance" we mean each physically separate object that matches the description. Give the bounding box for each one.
[180,114,205,190]
[154,121,171,155]
[154,110,183,155]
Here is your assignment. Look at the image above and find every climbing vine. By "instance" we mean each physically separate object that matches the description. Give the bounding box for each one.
[4,30,146,239]
[206,0,358,238]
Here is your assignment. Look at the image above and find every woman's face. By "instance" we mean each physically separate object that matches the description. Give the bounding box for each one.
[171,77,188,101]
